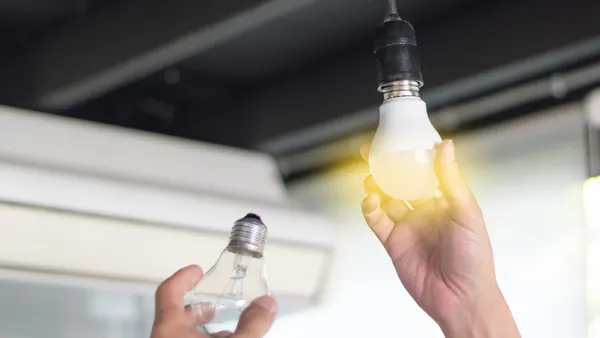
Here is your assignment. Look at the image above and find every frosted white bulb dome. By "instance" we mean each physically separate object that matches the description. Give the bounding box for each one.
[369,96,442,201]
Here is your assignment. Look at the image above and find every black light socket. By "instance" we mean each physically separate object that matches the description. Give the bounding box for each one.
[374,16,423,88]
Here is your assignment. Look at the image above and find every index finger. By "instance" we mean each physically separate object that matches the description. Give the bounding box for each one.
[155,265,203,320]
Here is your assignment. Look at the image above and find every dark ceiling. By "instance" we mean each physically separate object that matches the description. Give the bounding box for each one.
[1,0,600,177]
[63,0,473,137]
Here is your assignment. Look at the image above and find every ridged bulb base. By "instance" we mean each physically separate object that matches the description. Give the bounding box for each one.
[226,214,268,258]
[379,80,421,100]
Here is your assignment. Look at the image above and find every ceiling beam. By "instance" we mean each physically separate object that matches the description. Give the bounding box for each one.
[206,0,600,154]
[18,0,316,110]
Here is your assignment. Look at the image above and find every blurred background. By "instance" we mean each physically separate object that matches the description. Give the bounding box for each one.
[0,0,599,337]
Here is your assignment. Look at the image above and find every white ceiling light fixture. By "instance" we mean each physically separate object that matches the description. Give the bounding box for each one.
[0,105,335,314]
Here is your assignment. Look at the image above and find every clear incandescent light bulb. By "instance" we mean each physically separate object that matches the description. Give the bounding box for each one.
[369,1,442,201]
[184,213,269,333]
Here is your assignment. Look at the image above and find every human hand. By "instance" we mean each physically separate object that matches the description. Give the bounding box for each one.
[361,140,520,338]
[150,265,277,338]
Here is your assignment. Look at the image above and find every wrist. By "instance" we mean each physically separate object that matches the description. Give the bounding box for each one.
[439,284,521,338]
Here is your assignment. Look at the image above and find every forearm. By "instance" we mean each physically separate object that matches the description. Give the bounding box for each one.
[440,286,521,338]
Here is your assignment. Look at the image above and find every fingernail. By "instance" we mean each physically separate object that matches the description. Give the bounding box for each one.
[444,140,455,163]
[364,176,378,192]
[252,296,277,314]
[192,303,215,324]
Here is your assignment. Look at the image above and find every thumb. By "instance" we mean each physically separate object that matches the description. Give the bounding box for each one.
[234,296,277,338]
[435,140,477,211]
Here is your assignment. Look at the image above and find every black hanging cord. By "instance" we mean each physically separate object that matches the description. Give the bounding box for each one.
[387,0,398,15]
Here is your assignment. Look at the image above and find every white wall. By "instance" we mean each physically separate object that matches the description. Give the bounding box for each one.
[273,103,589,338]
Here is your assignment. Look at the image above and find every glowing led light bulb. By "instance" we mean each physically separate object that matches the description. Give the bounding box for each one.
[370,95,442,201]
[369,1,442,201]
[184,213,269,333]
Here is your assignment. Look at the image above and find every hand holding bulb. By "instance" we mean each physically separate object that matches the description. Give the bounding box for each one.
[368,7,519,335]
[151,214,277,338]
[150,265,277,338]
[183,214,272,334]
[362,140,521,338]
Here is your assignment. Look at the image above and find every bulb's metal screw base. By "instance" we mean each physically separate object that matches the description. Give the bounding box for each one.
[379,80,421,101]
[226,213,268,258]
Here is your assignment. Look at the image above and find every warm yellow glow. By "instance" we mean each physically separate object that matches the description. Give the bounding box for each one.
[370,149,438,201]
